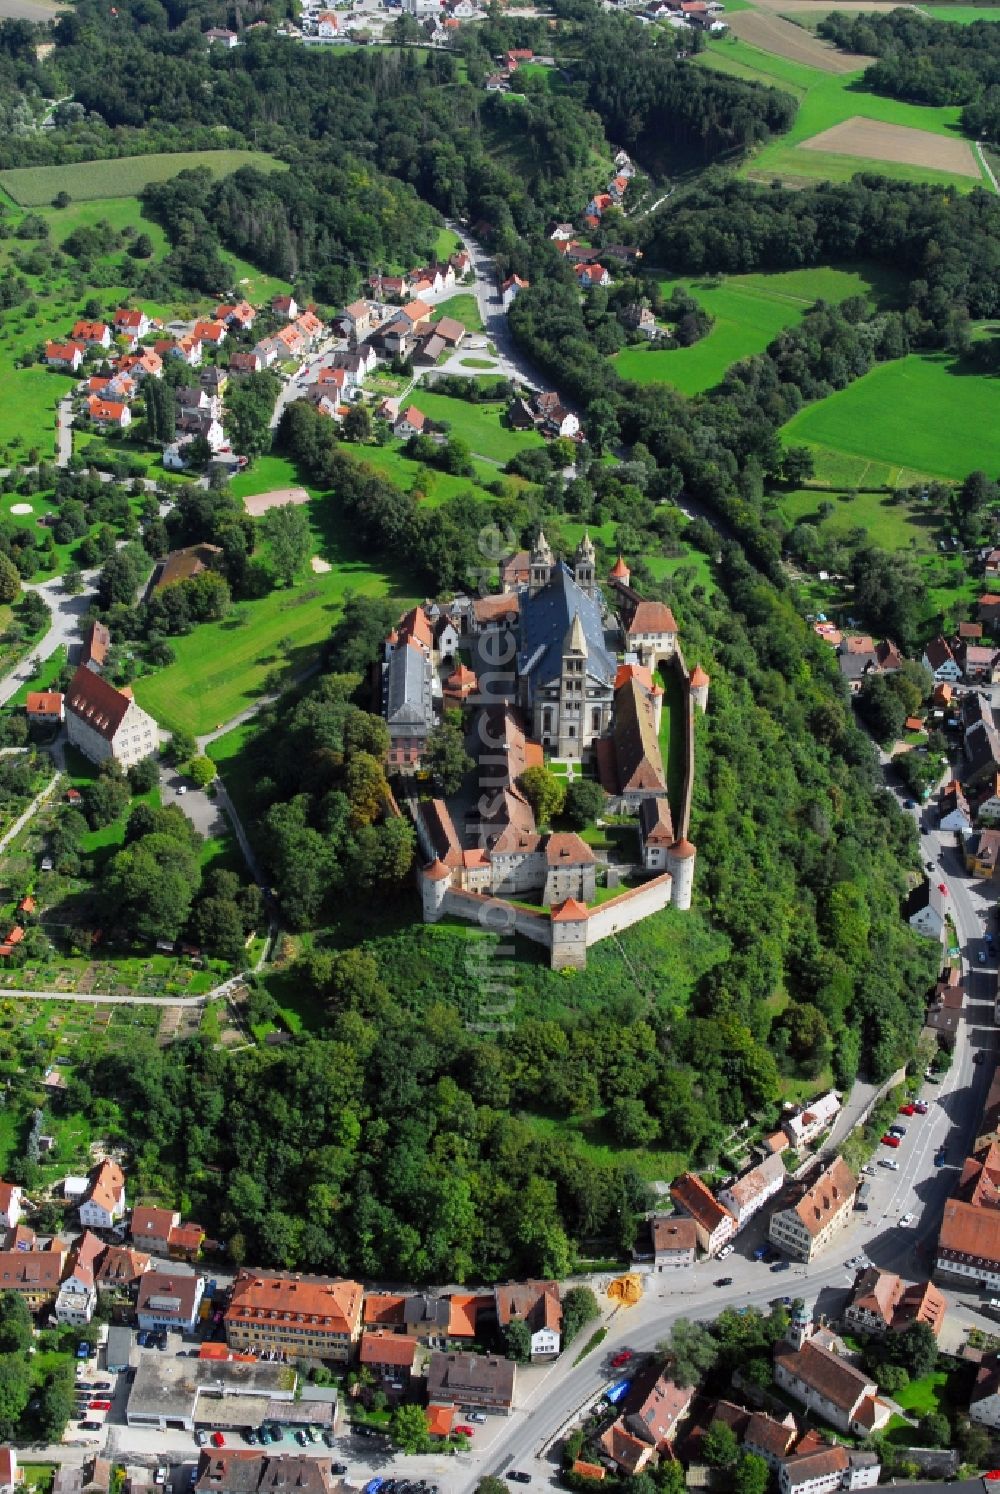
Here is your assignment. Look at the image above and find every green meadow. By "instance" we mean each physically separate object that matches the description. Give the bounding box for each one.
[615,265,896,395]
[0,150,286,206]
[131,456,412,737]
[781,351,1000,483]
[698,37,988,190]
[776,485,941,553]
[408,390,545,463]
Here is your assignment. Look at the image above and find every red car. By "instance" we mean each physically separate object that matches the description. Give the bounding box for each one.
[211,1433,226,1448]
[88,1402,111,1412]
[898,1103,916,1116]
[455,1425,474,1437]
[881,1134,901,1148]
[610,1351,633,1369]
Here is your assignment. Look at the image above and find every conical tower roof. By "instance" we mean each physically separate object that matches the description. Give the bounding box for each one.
[532,528,554,564]
[564,611,588,655]
[577,531,595,562]
[610,553,630,580]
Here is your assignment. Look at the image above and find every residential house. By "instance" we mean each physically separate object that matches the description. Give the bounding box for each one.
[717,1154,785,1230]
[394,405,426,439]
[79,1158,126,1229]
[773,1337,890,1436]
[494,1281,562,1359]
[768,1156,856,1263]
[893,1279,947,1336]
[397,298,432,331]
[434,316,465,348]
[782,1090,841,1150]
[426,1405,455,1440]
[358,1330,416,1385]
[619,1363,695,1450]
[965,828,1000,878]
[215,302,256,331]
[130,1206,179,1255]
[425,1351,515,1414]
[317,11,338,34]
[574,263,610,289]
[82,620,110,672]
[843,1268,903,1336]
[55,1231,102,1325]
[154,543,223,593]
[923,635,962,683]
[980,595,1000,631]
[936,1197,1000,1290]
[225,1271,363,1361]
[0,1248,64,1311]
[46,341,84,371]
[645,1216,696,1271]
[272,295,299,321]
[0,1183,22,1230]
[0,1449,16,1494]
[95,1245,151,1307]
[231,351,263,375]
[622,303,660,339]
[976,775,1000,825]
[837,635,878,695]
[925,965,963,1040]
[907,881,948,943]
[26,691,64,726]
[87,396,131,430]
[777,1446,879,1494]
[119,349,162,381]
[939,780,972,831]
[965,719,1000,787]
[113,308,150,341]
[639,797,674,871]
[743,1412,797,1469]
[65,667,157,771]
[598,1423,654,1476]
[136,1270,205,1332]
[205,26,238,44]
[502,275,529,310]
[72,320,112,348]
[963,644,1000,684]
[668,1173,736,1257]
[533,391,579,439]
[971,1355,1000,1427]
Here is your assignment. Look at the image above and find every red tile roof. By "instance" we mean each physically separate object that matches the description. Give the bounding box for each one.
[65,666,133,742]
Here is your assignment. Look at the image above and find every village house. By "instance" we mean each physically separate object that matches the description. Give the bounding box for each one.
[619,1364,695,1452]
[768,1156,856,1263]
[774,1334,890,1436]
[971,1355,1000,1428]
[87,396,131,430]
[922,635,962,683]
[782,1090,841,1150]
[72,320,112,349]
[965,828,1000,878]
[502,275,529,310]
[272,295,299,321]
[26,690,64,726]
[646,1216,697,1271]
[426,1352,515,1414]
[81,619,110,672]
[743,1411,797,1469]
[906,878,949,942]
[79,1158,126,1229]
[638,797,674,871]
[394,405,426,440]
[225,1271,363,1361]
[0,1182,22,1230]
[494,1281,562,1359]
[55,1230,102,1325]
[778,1447,880,1494]
[65,667,157,771]
[205,26,238,44]
[717,1154,785,1230]
[46,341,84,372]
[939,779,972,831]
[113,307,150,341]
[358,1330,416,1386]
[0,1248,64,1311]
[962,643,1000,684]
[215,301,256,331]
[669,1173,736,1257]
[137,1270,205,1333]
[94,1244,151,1307]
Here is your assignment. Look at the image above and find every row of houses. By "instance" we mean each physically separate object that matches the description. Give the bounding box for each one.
[936,1058,1000,1293]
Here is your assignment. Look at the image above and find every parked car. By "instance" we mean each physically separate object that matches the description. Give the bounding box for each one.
[935,1150,947,1167]
[610,1351,633,1368]
[975,1051,986,1064]
[88,1401,111,1413]
[154,1471,168,1487]
[770,1260,790,1273]
[322,1433,336,1448]
[331,1466,348,1477]
[880,1158,900,1171]
[76,1343,91,1359]
[899,1103,916,1116]
[246,1430,258,1446]
[195,1432,209,1447]
[469,1413,487,1424]
[890,1125,907,1136]
[861,1164,878,1176]
[914,1101,929,1115]
[714,1276,734,1288]
[507,1476,531,1485]
[455,1425,474,1437]
[93,1382,111,1392]
[900,1212,915,1227]
[881,1134,901,1148]
[717,1243,734,1260]
[295,1431,308,1447]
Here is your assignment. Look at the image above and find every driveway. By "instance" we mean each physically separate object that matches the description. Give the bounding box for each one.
[162,766,228,843]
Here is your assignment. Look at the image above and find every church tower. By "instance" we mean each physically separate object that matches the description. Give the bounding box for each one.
[557,612,588,760]
[529,530,554,596]
[574,532,595,598]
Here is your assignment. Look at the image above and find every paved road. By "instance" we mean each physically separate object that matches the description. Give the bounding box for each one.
[450,223,549,393]
[0,569,101,707]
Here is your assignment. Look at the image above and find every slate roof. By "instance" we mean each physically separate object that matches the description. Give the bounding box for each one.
[518,564,614,691]
[384,641,434,728]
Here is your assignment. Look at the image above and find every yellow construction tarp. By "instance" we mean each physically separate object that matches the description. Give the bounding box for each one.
[607,1273,642,1306]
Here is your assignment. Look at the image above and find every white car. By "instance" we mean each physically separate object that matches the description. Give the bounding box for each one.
[900,1212,915,1227]
[717,1244,734,1260]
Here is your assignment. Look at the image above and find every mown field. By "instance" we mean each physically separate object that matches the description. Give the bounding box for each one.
[131,456,412,737]
[615,265,896,395]
[408,390,545,463]
[0,150,286,206]
[776,485,940,553]
[780,351,1000,482]
[698,36,990,190]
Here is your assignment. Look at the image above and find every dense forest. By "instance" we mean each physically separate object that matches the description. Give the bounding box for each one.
[818,9,1000,135]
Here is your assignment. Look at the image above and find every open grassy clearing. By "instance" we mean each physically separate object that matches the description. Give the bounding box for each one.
[781,351,1000,483]
[920,5,1000,19]
[132,456,412,736]
[776,486,941,552]
[0,151,286,206]
[408,390,545,463]
[337,442,502,507]
[615,265,896,395]
[698,35,989,189]
[431,293,483,332]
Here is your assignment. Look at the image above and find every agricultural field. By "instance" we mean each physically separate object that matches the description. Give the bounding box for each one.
[780,351,1000,483]
[727,10,872,71]
[0,150,286,206]
[800,117,979,177]
[408,389,545,463]
[615,265,896,395]
[919,5,1000,20]
[698,35,991,189]
[131,456,411,737]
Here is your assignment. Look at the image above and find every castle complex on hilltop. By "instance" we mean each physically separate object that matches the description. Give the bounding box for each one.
[380,536,707,969]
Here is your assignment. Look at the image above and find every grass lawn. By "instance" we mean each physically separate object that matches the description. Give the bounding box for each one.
[615,265,897,395]
[337,442,502,507]
[781,350,1000,482]
[432,293,484,333]
[522,1109,688,1182]
[775,486,941,553]
[658,663,688,823]
[892,1369,952,1417]
[4,647,67,709]
[408,390,544,463]
[433,226,462,261]
[133,456,412,736]
[698,37,990,190]
[0,150,286,206]
[920,5,1000,19]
